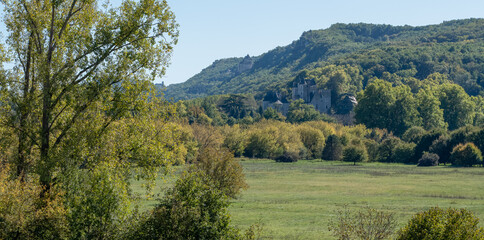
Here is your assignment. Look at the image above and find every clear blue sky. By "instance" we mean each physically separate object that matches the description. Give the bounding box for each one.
[1,1,484,85]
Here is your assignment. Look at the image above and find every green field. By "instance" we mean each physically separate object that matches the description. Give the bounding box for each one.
[228,159,484,239]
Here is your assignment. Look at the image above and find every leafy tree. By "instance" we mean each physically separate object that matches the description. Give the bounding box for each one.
[329,206,395,240]
[397,207,484,240]
[219,94,257,119]
[194,147,248,198]
[286,99,321,123]
[1,0,178,186]
[417,152,439,167]
[222,124,247,157]
[263,107,285,121]
[133,171,241,240]
[402,126,427,143]
[296,125,325,159]
[389,85,421,136]
[416,87,447,131]
[377,137,402,163]
[438,84,476,130]
[451,143,483,167]
[322,134,343,161]
[355,79,395,131]
[342,145,368,165]
[355,80,421,136]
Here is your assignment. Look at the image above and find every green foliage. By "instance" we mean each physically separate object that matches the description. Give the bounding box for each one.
[437,84,476,130]
[222,125,248,157]
[263,107,285,121]
[342,145,368,165]
[416,87,447,131]
[286,99,321,123]
[322,135,344,161]
[165,19,484,101]
[194,147,248,198]
[417,152,440,167]
[0,165,68,240]
[402,126,427,143]
[396,207,484,240]
[451,143,483,167]
[329,206,396,240]
[133,171,241,240]
[296,125,325,159]
[355,80,422,136]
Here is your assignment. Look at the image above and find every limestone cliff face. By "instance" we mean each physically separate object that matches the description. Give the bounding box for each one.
[237,55,253,73]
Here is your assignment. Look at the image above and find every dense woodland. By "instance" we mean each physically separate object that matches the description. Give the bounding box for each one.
[0,0,483,239]
[164,19,484,101]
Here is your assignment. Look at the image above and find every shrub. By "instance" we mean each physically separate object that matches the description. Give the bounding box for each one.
[275,151,300,162]
[0,165,68,240]
[133,171,241,240]
[450,143,483,167]
[402,126,427,143]
[194,147,248,198]
[296,125,325,159]
[396,207,484,240]
[417,152,439,166]
[244,127,281,158]
[323,135,343,161]
[222,124,247,157]
[393,142,416,163]
[342,145,368,165]
[329,206,395,240]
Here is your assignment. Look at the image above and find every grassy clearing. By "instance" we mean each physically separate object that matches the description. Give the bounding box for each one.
[229,159,484,239]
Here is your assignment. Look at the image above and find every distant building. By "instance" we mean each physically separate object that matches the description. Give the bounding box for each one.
[262,91,290,115]
[292,78,331,114]
[238,55,253,73]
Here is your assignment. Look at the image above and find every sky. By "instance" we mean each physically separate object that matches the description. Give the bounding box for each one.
[1,1,484,85]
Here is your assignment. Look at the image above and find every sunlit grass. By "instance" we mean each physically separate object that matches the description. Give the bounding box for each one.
[229,159,484,239]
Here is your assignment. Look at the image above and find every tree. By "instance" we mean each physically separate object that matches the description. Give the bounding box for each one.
[450,143,483,167]
[437,84,475,130]
[396,207,484,240]
[354,79,395,131]
[416,87,447,131]
[329,206,395,240]
[322,134,343,161]
[355,80,421,136]
[296,125,325,159]
[1,0,178,187]
[286,99,320,123]
[342,145,367,165]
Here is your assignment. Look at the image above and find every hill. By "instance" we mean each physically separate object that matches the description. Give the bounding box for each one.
[163,19,484,101]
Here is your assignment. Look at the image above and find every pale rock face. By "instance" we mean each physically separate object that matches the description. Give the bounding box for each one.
[238,55,253,73]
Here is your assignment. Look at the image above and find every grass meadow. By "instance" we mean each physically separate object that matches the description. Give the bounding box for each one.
[133,159,484,239]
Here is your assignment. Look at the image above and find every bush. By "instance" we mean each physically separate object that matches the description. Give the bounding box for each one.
[275,151,300,162]
[417,152,439,166]
[323,135,343,161]
[194,147,248,198]
[396,207,484,240]
[0,165,68,240]
[296,125,325,159]
[132,171,241,240]
[451,143,483,167]
[329,206,395,240]
[342,145,368,165]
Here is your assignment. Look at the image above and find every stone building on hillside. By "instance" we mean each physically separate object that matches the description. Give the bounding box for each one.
[238,55,253,73]
[292,78,331,114]
[262,91,290,115]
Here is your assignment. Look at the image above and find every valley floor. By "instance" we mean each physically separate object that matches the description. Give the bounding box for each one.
[229,159,484,239]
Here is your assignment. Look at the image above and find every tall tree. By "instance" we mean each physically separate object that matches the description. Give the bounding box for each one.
[437,84,475,130]
[0,0,178,187]
[416,87,447,131]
